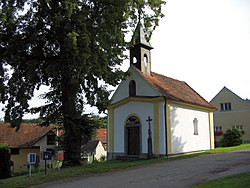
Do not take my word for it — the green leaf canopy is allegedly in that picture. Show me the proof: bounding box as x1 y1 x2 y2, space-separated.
0 0 165 165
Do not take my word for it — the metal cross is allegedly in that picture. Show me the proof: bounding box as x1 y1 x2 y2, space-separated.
146 116 153 159
146 116 152 136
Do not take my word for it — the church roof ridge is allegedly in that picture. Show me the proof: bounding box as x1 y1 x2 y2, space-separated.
132 67 215 109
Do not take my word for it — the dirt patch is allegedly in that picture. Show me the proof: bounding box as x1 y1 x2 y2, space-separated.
210 167 229 174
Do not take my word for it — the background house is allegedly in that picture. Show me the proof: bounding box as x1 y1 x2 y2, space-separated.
95 128 107 150
81 140 107 161
210 87 250 145
0 123 57 173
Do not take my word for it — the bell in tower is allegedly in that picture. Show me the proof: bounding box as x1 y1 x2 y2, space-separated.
130 23 153 75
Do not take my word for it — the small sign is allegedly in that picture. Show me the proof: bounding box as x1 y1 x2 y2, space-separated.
43 151 52 160
58 150 64 161
27 153 36 164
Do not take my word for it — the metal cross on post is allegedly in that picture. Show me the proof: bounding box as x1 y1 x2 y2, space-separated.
146 116 153 159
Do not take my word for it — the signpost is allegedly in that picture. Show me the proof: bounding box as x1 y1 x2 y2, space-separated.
43 151 51 175
27 153 36 177
57 150 64 173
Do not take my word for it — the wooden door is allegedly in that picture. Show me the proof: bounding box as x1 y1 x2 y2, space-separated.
127 126 140 155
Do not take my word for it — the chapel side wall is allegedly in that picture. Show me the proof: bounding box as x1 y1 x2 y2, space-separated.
170 104 211 154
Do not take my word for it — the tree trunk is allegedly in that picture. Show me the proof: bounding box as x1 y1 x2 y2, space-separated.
63 117 82 166
61 78 82 166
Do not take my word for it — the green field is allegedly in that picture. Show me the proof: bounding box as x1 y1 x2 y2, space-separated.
196 172 250 188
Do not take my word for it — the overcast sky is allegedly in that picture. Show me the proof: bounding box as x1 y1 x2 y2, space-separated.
1 0 250 119
149 0 250 101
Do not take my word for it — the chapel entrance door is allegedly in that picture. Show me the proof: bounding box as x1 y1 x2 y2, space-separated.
127 126 140 155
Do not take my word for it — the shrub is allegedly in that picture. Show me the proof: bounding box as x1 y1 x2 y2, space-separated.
220 128 243 147
0 144 11 179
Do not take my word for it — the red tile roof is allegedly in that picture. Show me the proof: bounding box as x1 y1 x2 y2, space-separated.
96 128 107 144
137 69 215 109
0 123 55 148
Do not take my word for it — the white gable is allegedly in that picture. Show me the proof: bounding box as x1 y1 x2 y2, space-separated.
111 66 160 104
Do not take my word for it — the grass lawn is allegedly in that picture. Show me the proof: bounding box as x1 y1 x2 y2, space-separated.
0 144 250 188
196 172 250 188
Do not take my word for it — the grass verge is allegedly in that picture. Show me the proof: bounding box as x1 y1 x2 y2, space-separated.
0 144 250 188
196 172 250 188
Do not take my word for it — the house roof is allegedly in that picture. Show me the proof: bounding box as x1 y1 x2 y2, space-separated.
95 128 107 144
0 123 55 148
81 140 100 154
133 67 215 109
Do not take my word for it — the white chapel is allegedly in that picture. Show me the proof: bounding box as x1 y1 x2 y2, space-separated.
107 23 215 159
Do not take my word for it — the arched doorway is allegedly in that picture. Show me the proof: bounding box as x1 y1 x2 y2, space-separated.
125 115 141 155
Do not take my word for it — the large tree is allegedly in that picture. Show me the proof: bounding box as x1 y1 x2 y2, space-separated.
0 0 164 165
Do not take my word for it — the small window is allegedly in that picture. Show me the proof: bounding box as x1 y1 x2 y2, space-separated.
220 103 232 111
133 57 137 64
126 116 140 125
193 118 198 135
215 126 222 132
47 132 56 145
11 148 20 155
233 125 244 131
129 80 136 97
144 54 148 64
220 103 224 111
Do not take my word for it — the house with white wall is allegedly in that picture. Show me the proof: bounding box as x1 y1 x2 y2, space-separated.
81 140 107 161
107 23 215 159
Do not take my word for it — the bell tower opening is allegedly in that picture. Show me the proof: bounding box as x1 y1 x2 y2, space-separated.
144 54 148 65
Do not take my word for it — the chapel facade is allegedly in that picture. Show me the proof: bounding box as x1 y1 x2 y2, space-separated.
107 23 215 159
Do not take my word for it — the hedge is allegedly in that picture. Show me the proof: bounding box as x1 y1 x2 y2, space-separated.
0 144 11 179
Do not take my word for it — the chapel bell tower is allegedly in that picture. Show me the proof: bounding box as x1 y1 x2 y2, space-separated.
130 23 153 75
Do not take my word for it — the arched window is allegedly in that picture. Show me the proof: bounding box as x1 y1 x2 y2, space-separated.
133 56 137 64
144 54 148 64
126 116 140 125
193 118 198 135
129 80 136 97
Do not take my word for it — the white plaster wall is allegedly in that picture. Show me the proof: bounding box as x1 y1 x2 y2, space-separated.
170 104 211 154
35 135 55 167
94 141 107 161
111 68 159 104
113 102 154 154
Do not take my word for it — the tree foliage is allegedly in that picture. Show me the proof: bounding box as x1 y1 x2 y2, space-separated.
220 128 243 147
0 0 165 165
0 144 11 179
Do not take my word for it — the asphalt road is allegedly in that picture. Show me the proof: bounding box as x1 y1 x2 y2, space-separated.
37 148 250 188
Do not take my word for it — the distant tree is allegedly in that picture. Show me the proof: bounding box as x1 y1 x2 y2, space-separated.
22 118 45 124
0 0 165 166
90 115 107 128
220 128 243 147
